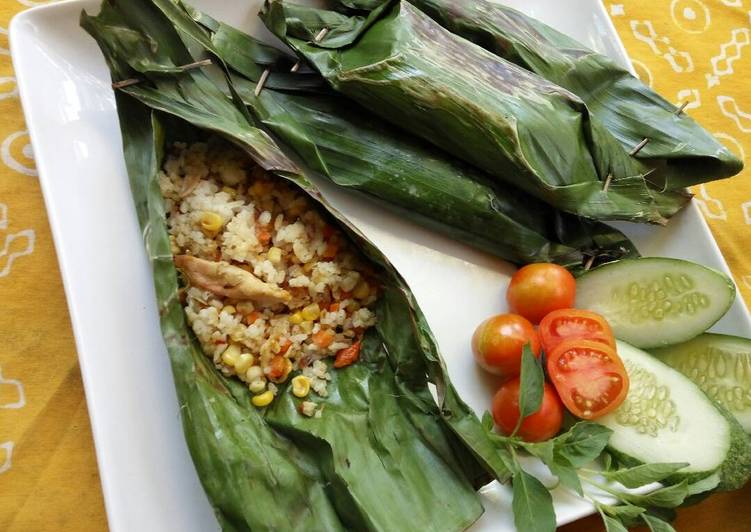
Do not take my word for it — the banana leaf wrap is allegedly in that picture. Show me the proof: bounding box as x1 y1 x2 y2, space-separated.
260 0 692 224
394 0 743 189
82 1 515 529
185 12 639 271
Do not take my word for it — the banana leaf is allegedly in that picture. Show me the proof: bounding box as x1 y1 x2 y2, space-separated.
185 12 639 271
260 0 692 224
82 1 512 529
398 0 744 189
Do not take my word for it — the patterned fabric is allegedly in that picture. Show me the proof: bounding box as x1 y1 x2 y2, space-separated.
608 0 751 305
0 1 748 531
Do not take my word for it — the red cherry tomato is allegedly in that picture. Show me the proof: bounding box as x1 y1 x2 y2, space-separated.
492 377 564 442
506 263 576 324
547 339 629 420
472 314 541 378
539 309 616 354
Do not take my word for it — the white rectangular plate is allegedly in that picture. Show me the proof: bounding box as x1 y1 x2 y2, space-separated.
11 1 751 530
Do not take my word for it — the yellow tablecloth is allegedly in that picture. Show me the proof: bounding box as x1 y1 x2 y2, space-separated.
1 1 750 531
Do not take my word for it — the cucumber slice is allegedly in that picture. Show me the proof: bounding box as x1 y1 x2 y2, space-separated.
576 258 735 348
651 333 751 433
597 341 751 490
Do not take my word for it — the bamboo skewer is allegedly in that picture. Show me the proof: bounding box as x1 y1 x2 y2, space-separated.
288 28 330 72
111 59 213 89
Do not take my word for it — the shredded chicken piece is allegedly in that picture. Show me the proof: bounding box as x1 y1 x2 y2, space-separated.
174 255 291 305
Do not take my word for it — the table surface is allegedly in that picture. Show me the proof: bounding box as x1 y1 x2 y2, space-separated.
2 0 751 530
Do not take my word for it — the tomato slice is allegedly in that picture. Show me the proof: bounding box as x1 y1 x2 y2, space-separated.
547 339 629 420
539 309 615 354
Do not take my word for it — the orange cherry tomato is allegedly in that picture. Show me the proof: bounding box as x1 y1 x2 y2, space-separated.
472 314 541 378
492 377 564 442
539 309 616 354
547 339 629 420
506 263 576 324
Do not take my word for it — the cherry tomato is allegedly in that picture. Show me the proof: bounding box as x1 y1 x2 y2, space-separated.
506 263 576 324
539 309 616 354
547 339 629 420
492 377 564 442
472 314 541 378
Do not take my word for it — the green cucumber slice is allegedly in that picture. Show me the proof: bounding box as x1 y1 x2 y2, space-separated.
576 258 735 348
597 341 751 490
651 333 751 433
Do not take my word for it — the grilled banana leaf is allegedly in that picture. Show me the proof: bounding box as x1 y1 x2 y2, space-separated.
82 1 510 529
185 13 638 271
261 0 692 224
401 0 743 189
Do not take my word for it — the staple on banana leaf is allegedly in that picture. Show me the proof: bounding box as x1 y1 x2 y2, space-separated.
82 1 512 529
181 11 638 271
397 0 743 190
260 0 692 224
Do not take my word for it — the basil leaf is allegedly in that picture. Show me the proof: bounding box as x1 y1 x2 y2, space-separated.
521 440 555 465
481 410 494 433
553 422 612 467
601 503 646 521
600 512 630 532
512 469 557 532
548 458 583 496
642 514 677 532
624 480 689 508
512 344 544 436
686 473 720 496
603 462 689 489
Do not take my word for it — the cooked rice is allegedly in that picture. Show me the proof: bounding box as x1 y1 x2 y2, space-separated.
160 140 378 408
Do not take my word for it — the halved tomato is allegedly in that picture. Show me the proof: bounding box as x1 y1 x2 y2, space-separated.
539 309 615 354
547 339 629 420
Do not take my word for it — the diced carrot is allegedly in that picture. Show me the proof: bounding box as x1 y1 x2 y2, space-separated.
213 339 227 346
268 355 287 381
312 329 335 348
334 341 361 368
322 241 338 259
278 338 292 355
328 302 340 312
256 226 272 245
244 311 261 326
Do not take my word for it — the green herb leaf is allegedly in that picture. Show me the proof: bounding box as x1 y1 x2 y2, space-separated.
548 458 583 496
511 469 557 532
624 480 689 508
642 514 677 532
600 512 630 532
553 422 612 468
600 504 646 521
512 344 544 436
522 439 555 465
601 451 614 472
686 473 721 497
602 462 689 489
481 410 494 432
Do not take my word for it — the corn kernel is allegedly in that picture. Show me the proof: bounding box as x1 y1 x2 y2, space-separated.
267 247 282 264
291 375 311 398
221 344 241 367
300 321 314 334
301 303 321 321
251 390 274 407
245 365 264 382
222 305 236 315
221 186 236 197
289 311 304 325
248 378 267 394
235 353 255 375
199 211 224 234
353 280 370 300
